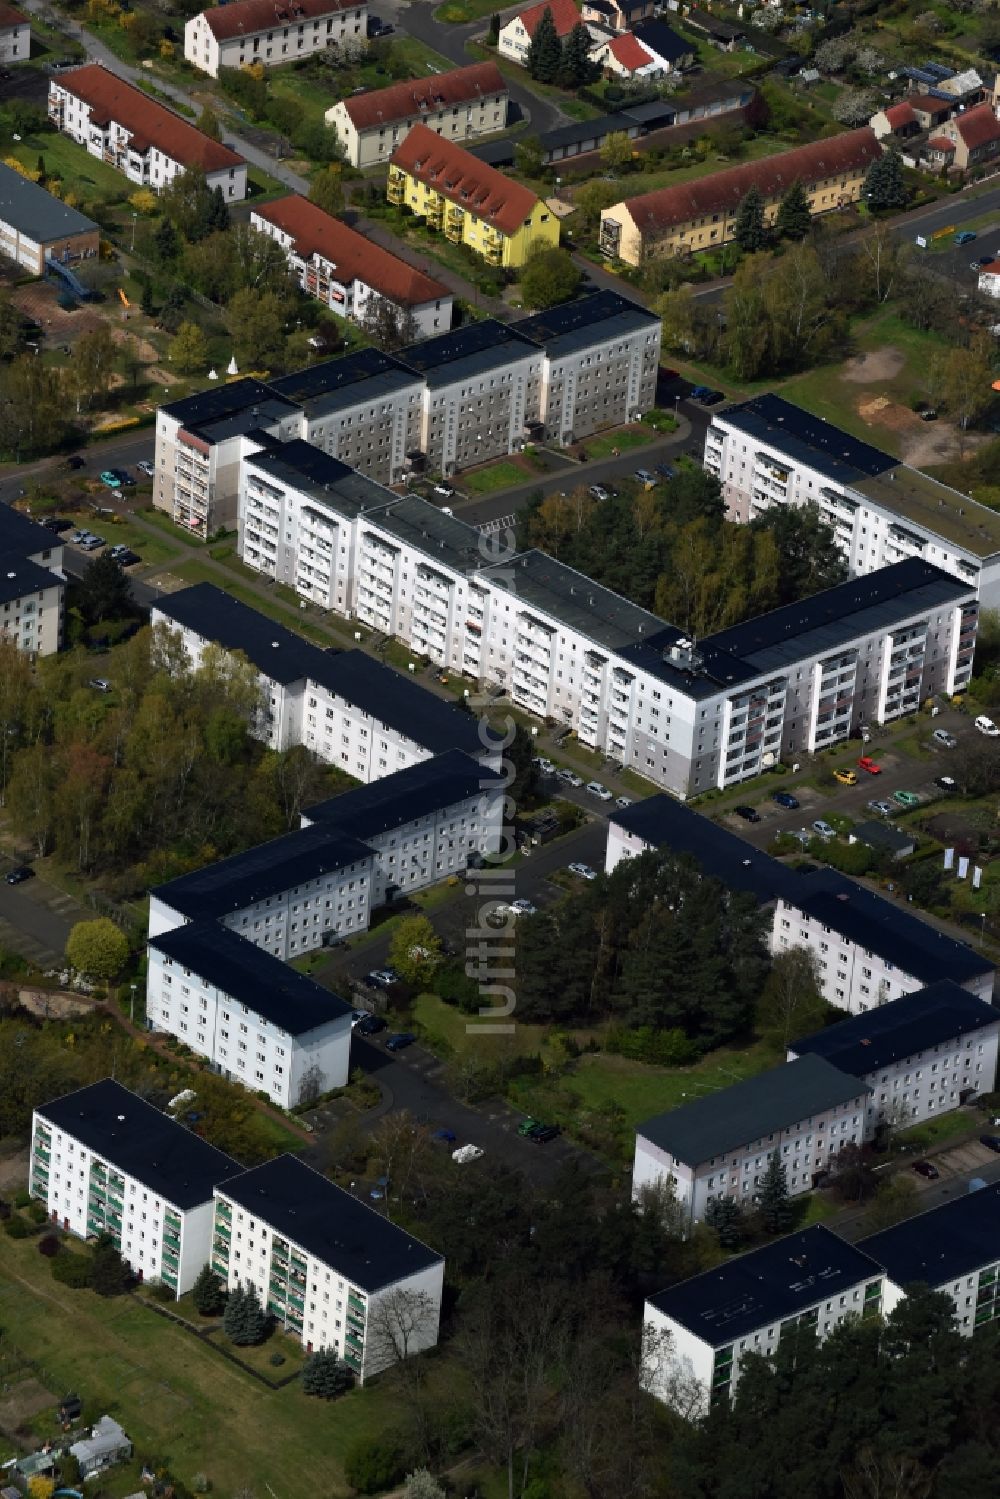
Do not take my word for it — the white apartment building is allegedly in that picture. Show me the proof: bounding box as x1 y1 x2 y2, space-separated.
325 61 507 169
606 796 996 1015
30 1079 239 1298
789 980 1000 1132
185 0 365 78
633 1055 871 1226
860 1184 1000 1337
0 4 28 62
48 65 247 200
146 922 352 1109
212 1155 444 1379
703 393 1000 608
251 196 453 340
0 505 66 657
643 1225 884 1413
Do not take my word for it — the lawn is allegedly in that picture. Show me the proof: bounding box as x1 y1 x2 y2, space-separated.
10 133 128 211
0 1232 393 1496
62 510 180 569
462 458 530 494
413 991 553 1059
583 426 657 460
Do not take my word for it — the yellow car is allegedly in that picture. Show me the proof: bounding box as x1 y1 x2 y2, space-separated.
834 768 857 786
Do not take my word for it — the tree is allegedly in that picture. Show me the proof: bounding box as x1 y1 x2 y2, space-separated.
0 356 69 459
734 183 766 252
223 1281 269 1345
344 1437 407 1495
758 1149 791 1234
403 1472 446 1499
828 1141 876 1203
66 324 117 413
704 1196 748 1250
302 1349 353 1398
514 135 545 179
526 6 562 83
487 11 501 43
757 947 827 1049
228 287 289 371
752 501 847 604
65 918 129 981
864 147 907 211
153 216 180 265
77 550 133 625
128 187 157 215
0 291 25 362
388 915 442 988
933 339 994 435
308 164 345 218
833 86 881 126
573 178 619 230
775 179 812 240
560 22 599 86
192 1263 226 1316
358 295 418 353
27 1477 55 1499
600 130 634 174
520 246 581 309
170 320 209 374
198 105 221 140
90 1232 132 1296
655 284 695 353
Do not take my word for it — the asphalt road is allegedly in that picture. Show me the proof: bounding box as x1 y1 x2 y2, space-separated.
0 858 84 967
0 432 156 509
835 1133 1000 1243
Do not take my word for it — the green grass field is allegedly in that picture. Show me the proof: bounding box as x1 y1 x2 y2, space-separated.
0 1233 393 1496
11 133 128 210
462 458 529 494
583 427 656 460
413 991 554 1059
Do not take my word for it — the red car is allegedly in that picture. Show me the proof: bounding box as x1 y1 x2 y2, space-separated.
858 756 881 775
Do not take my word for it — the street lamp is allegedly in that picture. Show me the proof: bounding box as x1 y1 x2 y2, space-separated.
129 983 137 1024
130 212 138 252
981 912 987 944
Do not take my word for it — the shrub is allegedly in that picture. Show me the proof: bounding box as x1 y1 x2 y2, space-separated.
13 1188 30 1208
302 1349 352 1399
344 1436 408 1494
148 1278 177 1302
51 1252 93 1288
37 1234 60 1258
269 1352 285 1367
3 1214 35 1239
27 1200 47 1224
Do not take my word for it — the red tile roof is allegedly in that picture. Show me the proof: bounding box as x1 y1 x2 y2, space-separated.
201 0 355 41
617 128 881 237
516 0 582 41
979 261 1000 276
954 103 1000 149
55 64 244 174
0 4 27 27
341 61 506 132
606 32 654 71
883 102 916 128
908 94 951 115
252 194 449 306
390 122 542 237
926 135 955 152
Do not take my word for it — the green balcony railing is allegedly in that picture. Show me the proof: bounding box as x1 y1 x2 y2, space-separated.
164 1231 181 1251
344 1350 362 1371
214 1222 231 1241
348 1294 365 1316
89 1184 107 1203
211 1258 229 1278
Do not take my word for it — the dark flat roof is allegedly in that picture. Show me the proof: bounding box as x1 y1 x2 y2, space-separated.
515 290 659 359
715 393 896 486
632 18 693 61
149 922 352 1036
37 1078 239 1210
610 794 796 905
366 495 485 575
482 549 671 654
467 138 516 167
791 981 1000 1078
152 583 320 686
152 822 373 921
539 113 639 151
269 347 421 419
400 319 539 386
163 377 289 430
860 1182 1000 1290
308 649 485 757
705 559 972 674
638 1053 868 1166
217 1154 443 1292
0 160 97 244
305 747 499 835
850 820 915 852
245 440 396 522
620 99 677 126
650 1226 883 1347
0 503 67 561
0 558 62 604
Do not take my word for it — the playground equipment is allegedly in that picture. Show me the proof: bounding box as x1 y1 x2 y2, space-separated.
118 287 130 309
44 254 91 301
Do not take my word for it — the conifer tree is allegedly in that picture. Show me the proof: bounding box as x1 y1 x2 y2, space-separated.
734 184 766 252
776 179 812 240
527 7 562 83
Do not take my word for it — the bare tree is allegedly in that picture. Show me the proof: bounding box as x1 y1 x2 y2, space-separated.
368 1110 435 1218
359 294 419 353
295 1061 324 1108
758 946 826 1049
842 1446 933 1499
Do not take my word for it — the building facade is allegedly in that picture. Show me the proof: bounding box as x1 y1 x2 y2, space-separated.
211 1155 444 1378
600 128 881 265
185 0 365 77
48 65 247 199
250 195 453 339
0 160 98 275
0 505 66 657
924 103 1000 171
0 4 28 62
499 0 588 64
326 61 507 168
30 1080 239 1298
703 394 1000 607
388 123 559 270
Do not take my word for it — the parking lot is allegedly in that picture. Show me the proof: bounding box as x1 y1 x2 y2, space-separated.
922 222 1000 294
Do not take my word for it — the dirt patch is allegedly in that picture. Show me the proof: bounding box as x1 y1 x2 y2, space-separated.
842 346 906 384
852 393 979 468
0 1377 56 1434
0 1145 28 1193
9 283 106 341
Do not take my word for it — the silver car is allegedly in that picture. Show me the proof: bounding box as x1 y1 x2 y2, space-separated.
931 728 957 749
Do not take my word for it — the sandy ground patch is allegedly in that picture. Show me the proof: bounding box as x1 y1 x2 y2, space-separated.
842 347 906 384
0 1377 55 1434
10 283 106 340
854 392 988 467
0 1145 28 1194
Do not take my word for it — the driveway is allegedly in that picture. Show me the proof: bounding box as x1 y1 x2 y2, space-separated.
0 859 86 968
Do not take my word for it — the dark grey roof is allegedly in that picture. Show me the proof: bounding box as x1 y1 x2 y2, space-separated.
0 161 98 243
151 822 373 921
705 560 973 674
481 549 671 654
149 921 352 1036
162 377 290 430
515 290 659 359
713 393 896 486
632 18 694 62
217 1154 443 1293
466 138 516 167
152 583 321 685
269 347 421 419
850 820 915 852
0 503 67 562
37 1078 239 1210
859 1183 1000 1290
638 1054 868 1166
245 439 396 522
685 7 745 38
539 113 640 151
620 100 678 127
399 319 539 387
611 794 796 905
649 1226 883 1347
308 649 485 757
304 748 501 836
0 557 62 604
366 495 485 575
791 981 1000 1079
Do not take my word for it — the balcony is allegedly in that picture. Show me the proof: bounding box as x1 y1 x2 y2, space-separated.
348 1293 366 1317
211 1258 229 1278
214 1222 231 1241
344 1350 362 1372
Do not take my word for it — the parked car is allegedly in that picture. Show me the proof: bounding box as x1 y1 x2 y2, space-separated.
585 780 612 801
355 1014 386 1036
528 1124 560 1144
65 454 85 470
919 408 937 421
385 1031 416 1052
868 799 894 816
912 1159 940 1180
510 898 537 915
833 768 857 786
99 470 121 489
567 862 597 880
68 529 90 545
812 819 835 838
432 482 454 497
136 459 155 477
110 548 139 567
689 385 713 400
432 1128 456 1143
88 678 111 692
111 468 135 488
857 756 881 775
588 485 610 501
772 790 799 809
655 463 677 480
893 790 920 808
615 796 633 809
41 516 72 533
634 468 657 488
935 776 957 792
975 715 1000 737
4 865 33 885
932 728 957 748
980 1134 1000 1152
734 805 761 823
80 535 104 551
518 1117 541 1137
452 1144 484 1163
556 768 583 787
532 755 555 774
955 230 977 245
700 390 725 405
